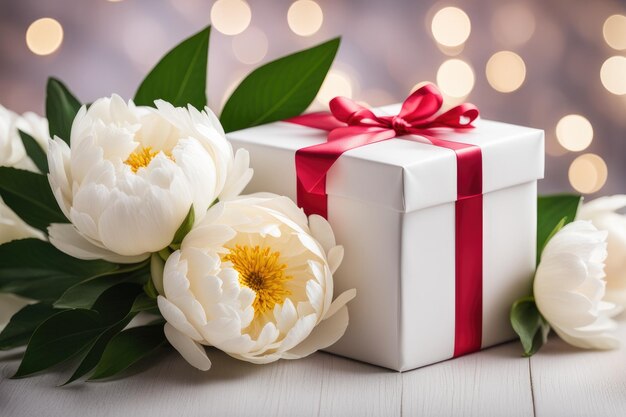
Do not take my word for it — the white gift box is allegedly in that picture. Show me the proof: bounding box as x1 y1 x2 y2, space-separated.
227 104 544 371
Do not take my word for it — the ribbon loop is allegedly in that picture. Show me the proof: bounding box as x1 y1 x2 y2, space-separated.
398 83 444 122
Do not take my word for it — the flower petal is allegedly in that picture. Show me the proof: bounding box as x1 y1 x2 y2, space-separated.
323 289 357 320
157 296 203 341
284 305 349 359
308 215 336 253
164 323 212 371
48 223 149 264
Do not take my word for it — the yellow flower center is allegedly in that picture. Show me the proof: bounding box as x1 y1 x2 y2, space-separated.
124 146 160 173
223 245 292 316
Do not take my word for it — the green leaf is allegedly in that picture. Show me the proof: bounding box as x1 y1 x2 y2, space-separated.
0 239 120 302
90 282 144 323
13 283 143 379
12 309 102 378
537 194 582 263
63 284 144 385
46 77 81 144
0 167 67 231
62 317 133 385
134 26 210 109
89 324 166 381
131 293 158 313
220 38 341 133
53 263 150 310
18 130 48 173
0 303 60 350
170 205 194 248
510 296 550 357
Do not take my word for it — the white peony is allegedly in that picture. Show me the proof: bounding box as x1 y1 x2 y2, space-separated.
534 221 620 350
0 104 50 329
47 95 252 264
157 194 356 370
0 104 49 242
0 103 49 172
578 195 626 307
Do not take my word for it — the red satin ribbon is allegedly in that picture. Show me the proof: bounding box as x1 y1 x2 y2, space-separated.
287 84 483 357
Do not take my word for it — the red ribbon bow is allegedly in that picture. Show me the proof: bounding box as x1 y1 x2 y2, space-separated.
287 84 484 357
289 83 480 215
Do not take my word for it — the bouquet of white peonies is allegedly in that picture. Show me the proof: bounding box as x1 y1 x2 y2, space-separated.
0 27 354 384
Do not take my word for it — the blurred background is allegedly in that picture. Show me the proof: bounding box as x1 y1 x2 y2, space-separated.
0 0 624 196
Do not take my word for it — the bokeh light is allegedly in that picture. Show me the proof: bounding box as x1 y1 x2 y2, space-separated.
25 18 63 56
568 153 608 194
603 14 626 50
485 51 526 93
210 0 251 36
431 7 471 47
556 114 593 152
600 56 626 95
232 27 268 65
490 3 535 47
316 70 353 105
436 59 474 97
288 0 323 37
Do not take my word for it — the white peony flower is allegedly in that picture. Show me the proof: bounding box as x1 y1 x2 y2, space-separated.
0 103 49 172
0 104 49 329
157 194 356 370
47 95 252 264
534 221 620 350
578 195 626 307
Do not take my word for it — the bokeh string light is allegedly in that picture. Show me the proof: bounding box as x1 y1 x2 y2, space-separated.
25 18 64 56
568 153 608 194
485 51 526 93
600 56 626 95
431 7 471 47
210 0 251 36
556 114 593 152
288 0 323 37
436 59 474 98
603 14 626 50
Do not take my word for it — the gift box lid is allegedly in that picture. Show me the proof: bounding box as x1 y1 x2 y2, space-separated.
226 104 545 213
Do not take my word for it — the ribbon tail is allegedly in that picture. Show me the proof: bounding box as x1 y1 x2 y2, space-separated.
286 112 346 131
295 128 396 217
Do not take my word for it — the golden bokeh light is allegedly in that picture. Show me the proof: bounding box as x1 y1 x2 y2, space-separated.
210 0 251 36
25 18 64 56
431 7 471 47
436 59 474 98
603 14 626 50
600 56 626 95
485 51 526 93
556 114 593 152
232 27 268 65
288 0 323 37
316 70 353 105
568 153 608 194
491 3 535 47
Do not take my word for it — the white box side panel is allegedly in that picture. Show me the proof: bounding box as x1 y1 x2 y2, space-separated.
399 202 457 371
482 181 537 347
322 196 402 370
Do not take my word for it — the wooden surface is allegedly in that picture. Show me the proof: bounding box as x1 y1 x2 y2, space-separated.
1 320 625 417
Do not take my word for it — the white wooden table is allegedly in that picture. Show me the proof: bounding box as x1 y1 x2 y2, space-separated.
2 320 625 417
